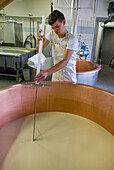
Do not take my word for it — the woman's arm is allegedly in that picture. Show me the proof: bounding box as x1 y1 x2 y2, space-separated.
36 26 50 52
35 49 74 83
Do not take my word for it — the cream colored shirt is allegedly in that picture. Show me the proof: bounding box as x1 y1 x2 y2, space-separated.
46 30 78 83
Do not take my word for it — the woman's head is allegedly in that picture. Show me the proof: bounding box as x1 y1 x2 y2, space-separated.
48 10 65 25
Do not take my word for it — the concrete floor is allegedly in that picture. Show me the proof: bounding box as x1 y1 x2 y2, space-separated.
0 64 114 93
94 64 114 93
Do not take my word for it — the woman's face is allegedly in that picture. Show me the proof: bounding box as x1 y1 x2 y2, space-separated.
51 19 66 38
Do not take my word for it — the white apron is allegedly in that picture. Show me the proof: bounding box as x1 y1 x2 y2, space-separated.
52 42 77 84
46 30 78 83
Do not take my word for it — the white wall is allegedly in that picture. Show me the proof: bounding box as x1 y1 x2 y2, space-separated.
3 0 52 17
95 0 109 18
54 0 109 21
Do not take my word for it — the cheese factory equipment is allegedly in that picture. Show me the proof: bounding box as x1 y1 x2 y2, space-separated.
0 82 114 169
0 22 23 47
23 14 36 48
77 42 89 60
104 2 114 25
0 46 36 82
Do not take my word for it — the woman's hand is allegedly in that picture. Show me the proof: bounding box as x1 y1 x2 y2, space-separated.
37 26 46 42
35 70 49 83
36 26 48 52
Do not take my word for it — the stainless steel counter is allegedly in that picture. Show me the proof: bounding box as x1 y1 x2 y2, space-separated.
0 46 36 82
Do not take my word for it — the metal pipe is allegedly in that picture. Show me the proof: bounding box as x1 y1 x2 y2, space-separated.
74 0 78 35
70 0 76 34
94 22 104 63
70 0 78 35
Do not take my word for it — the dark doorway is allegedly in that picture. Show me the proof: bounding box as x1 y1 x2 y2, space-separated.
100 27 114 65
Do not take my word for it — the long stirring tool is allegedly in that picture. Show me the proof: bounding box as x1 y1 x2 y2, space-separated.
33 16 46 141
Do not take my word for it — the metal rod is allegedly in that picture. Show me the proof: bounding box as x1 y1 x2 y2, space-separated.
33 16 46 141
33 85 37 141
36 16 46 75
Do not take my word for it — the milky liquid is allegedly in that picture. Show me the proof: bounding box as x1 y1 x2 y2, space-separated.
0 112 114 170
